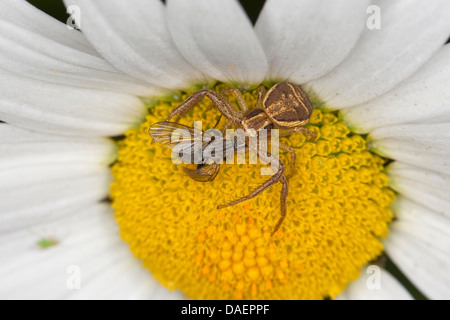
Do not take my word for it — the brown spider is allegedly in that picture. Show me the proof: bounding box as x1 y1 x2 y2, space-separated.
150 82 316 236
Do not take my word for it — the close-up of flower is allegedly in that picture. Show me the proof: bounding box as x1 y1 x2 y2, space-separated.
0 0 449 300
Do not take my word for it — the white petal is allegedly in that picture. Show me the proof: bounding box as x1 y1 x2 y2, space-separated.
307 0 450 108
343 44 450 132
0 0 166 97
0 125 117 168
385 197 450 299
388 162 450 218
0 0 94 52
338 267 412 300
0 125 116 232
390 197 450 252
0 204 183 299
0 69 146 137
67 256 185 300
63 0 210 90
368 123 450 176
167 0 268 87
255 0 369 84
370 123 450 141
0 165 111 233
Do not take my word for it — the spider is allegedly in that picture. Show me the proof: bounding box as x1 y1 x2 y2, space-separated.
150 82 316 236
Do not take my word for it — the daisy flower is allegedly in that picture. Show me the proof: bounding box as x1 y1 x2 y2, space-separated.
1 0 449 300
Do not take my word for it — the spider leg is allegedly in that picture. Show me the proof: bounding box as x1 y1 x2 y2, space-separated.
271 175 288 237
213 115 223 129
213 115 234 135
221 120 234 135
217 151 289 237
279 143 297 180
280 126 317 142
166 90 241 126
256 85 267 109
217 151 285 209
221 88 248 112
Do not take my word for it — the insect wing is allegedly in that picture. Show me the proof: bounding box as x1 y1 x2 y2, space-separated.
150 122 230 182
149 121 201 148
202 132 236 164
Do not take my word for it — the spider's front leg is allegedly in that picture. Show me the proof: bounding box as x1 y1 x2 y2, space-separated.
279 143 297 180
217 150 289 236
166 90 242 126
258 147 289 236
217 155 285 208
217 148 288 227
272 175 288 236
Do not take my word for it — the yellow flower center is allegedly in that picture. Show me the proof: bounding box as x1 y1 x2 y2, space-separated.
111 84 394 300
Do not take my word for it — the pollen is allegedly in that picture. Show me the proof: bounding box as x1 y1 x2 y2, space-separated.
110 85 395 300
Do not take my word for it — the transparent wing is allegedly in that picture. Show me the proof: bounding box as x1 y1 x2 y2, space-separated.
150 122 227 182
202 135 236 162
149 121 202 149
151 121 237 162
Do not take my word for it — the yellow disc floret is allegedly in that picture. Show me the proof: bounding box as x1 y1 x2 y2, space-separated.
111 85 394 300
